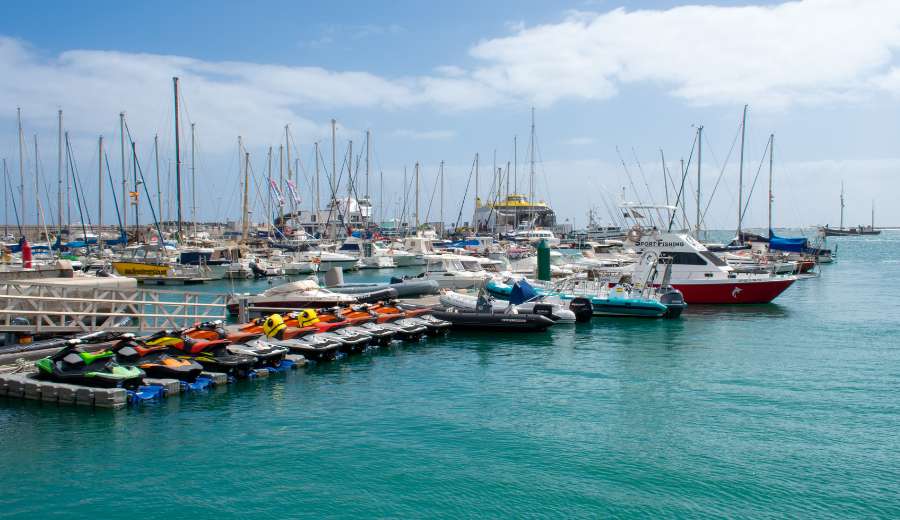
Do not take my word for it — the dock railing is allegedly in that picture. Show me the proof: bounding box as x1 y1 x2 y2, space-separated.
0 282 226 334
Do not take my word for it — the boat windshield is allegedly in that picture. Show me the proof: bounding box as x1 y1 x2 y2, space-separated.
699 251 728 267
461 260 483 272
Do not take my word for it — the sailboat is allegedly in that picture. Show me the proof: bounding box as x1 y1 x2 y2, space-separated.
819 183 880 236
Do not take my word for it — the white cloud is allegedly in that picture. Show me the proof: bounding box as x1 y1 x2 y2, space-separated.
468 0 900 108
391 129 457 141
564 137 595 145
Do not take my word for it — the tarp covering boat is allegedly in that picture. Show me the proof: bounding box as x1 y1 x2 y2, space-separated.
768 230 808 253
509 280 539 305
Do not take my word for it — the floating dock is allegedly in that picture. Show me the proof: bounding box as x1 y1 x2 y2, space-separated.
0 355 307 410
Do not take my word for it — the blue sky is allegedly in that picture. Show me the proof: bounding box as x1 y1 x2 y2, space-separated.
2 0 899 230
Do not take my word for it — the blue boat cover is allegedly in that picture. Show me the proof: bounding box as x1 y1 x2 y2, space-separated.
509 279 539 305
768 229 807 253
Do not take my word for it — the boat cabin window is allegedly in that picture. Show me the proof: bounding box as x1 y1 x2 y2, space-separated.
661 252 707 265
699 251 728 267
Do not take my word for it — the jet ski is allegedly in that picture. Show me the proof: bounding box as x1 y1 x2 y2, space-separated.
227 341 288 368
146 330 256 378
111 334 204 382
407 314 452 335
252 313 340 362
190 316 288 368
355 322 397 345
35 339 144 389
377 318 428 341
320 327 373 354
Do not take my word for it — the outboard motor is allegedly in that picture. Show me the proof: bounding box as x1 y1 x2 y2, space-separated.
475 291 494 313
568 298 593 323
658 286 687 319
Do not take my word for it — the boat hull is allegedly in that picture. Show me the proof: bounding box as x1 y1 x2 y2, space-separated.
590 300 667 318
672 278 795 304
112 262 169 277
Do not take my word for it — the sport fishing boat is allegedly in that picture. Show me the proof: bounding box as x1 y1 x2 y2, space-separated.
624 223 796 304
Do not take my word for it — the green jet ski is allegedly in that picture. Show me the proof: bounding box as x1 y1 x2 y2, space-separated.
35 339 144 389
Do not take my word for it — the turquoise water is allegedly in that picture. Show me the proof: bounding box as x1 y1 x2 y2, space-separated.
2 233 900 518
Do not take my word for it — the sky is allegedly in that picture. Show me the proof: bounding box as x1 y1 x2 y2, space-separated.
1 0 900 231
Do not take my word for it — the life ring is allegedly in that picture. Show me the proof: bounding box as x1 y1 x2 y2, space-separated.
311 257 321 264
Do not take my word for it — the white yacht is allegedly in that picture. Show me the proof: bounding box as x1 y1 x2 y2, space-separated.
421 254 490 289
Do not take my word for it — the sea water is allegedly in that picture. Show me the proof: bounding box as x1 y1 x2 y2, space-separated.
0 233 898 518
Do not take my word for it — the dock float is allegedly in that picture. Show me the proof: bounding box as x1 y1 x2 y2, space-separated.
0 355 307 410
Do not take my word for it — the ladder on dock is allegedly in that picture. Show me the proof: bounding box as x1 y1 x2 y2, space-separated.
0 282 226 334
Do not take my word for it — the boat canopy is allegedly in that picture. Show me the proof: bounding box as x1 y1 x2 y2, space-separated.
768 230 808 253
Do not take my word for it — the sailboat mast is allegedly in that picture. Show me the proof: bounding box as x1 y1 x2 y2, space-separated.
34 135 39 226
696 125 703 240
474 152 479 230
348 140 353 199
513 135 517 195
98 136 104 254
120 112 127 236
267 146 273 235
872 200 875 229
415 162 420 228
173 77 183 239
379 169 383 226
242 150 249 241
154 135 161 226
737 104 747 242
439 160 444 234
768 133 774 237
365 129 370 200
57 109 63 234
278 144 284 228
16 108 24 230
529 107 535 204
331 119 337 240
133 141 140 236
839 181 845 230
191 122 197 236
314 141 320 236
3 158 7 237
285 125 291 184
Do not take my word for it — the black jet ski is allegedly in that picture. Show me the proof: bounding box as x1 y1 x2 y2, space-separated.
378 318 428 341
34 339 144 389
111 334 204 382
409 315 452 335
255 333 342 363
147 330 256 378
319 327 373 354
355 322 397 345
227 340 289 368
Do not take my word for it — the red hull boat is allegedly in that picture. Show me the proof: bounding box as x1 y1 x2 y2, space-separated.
672 278 795 304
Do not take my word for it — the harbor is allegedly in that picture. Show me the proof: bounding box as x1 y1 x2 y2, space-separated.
4 1 900 517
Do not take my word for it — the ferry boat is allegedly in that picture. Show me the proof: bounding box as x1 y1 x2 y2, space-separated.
474 194 556 233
